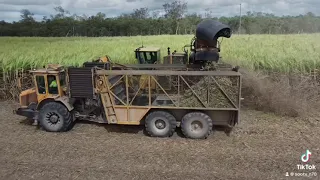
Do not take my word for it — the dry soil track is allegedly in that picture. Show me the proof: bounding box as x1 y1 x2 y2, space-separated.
0 101 320 180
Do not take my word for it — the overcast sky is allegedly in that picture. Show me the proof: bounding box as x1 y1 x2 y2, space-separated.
0 0 319 22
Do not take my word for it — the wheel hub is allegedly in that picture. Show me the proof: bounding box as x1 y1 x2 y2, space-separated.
50 115 59 123
191 121 203 132
155 119 166 129
46 112 60 124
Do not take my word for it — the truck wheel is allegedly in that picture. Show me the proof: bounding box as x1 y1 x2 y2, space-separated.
181 112 213 139
38 102 73 132
145 111 177 137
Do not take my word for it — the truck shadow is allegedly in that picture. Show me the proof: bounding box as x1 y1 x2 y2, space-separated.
77 120 148 135
75 120 232 138
19 118 232 138
19 118 34 125
75 120 187 137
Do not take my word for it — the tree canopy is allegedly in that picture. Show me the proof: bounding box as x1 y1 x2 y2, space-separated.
0 1 320 37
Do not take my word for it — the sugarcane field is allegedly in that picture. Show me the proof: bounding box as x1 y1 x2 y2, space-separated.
1 1 320 180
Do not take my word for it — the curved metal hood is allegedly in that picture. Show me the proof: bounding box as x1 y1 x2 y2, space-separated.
196 19 232 42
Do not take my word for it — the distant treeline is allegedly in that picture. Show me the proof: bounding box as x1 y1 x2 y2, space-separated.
1 1 320 37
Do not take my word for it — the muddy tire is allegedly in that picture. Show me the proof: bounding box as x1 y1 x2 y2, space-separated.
145 111 177 137
181 112 213 139
38 102 73 132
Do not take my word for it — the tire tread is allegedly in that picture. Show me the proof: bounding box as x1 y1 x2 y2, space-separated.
38 102 73 132
181 112 213 139
145 111 177 137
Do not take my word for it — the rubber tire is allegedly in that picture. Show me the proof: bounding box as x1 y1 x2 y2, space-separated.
181 112 213 139
38 102 73 132
145 111 177 137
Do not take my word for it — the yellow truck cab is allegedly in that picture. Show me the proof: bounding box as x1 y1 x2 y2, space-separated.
14 64 68 121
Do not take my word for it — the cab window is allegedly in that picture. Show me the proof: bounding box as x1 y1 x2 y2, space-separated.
143 52 157 64
149 52 157 63
48 75 58 94
59 72 65 86
36 76 46 94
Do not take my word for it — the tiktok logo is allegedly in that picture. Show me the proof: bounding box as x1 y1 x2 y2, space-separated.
301 150 312 163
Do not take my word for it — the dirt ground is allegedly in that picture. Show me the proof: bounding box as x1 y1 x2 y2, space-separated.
0 101 319 180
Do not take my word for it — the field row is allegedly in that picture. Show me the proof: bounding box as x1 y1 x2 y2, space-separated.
1 34 320 74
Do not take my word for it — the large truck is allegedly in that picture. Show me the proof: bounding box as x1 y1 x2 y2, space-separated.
14 63 241 139
13 19 242 139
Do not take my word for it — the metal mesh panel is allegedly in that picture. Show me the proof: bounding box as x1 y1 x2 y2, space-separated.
68 68 94 98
